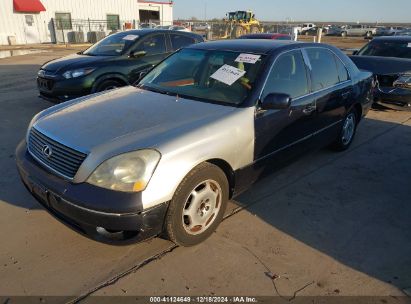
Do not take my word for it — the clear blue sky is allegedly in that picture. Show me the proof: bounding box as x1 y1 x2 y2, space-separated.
173 0 411 23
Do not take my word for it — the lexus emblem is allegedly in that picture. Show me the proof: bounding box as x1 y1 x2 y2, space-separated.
42 145 52 158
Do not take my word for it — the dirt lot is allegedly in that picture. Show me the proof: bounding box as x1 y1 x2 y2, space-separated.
0 43 410 302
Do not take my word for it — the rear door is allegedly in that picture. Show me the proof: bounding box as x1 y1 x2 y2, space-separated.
127 33 169 83
304 47 352 142
254 49 316 161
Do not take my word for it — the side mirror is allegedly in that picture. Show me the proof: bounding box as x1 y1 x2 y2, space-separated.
138 71 147 80
261 93 291 110
129 50 146 58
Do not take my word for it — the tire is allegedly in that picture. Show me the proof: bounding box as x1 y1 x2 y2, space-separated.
330 109 358 151
164 162 229 247
250 26 260 34
341 31 347 38
95 79 123 92
233 26 244 38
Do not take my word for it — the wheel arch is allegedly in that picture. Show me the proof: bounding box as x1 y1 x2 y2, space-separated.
206 158 235 199
91 73 129 93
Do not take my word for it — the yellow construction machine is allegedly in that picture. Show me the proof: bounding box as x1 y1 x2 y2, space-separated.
223 10 263 38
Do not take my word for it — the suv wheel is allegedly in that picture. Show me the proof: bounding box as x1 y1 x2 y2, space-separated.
164 163 229 247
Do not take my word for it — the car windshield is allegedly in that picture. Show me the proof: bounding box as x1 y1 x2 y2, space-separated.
138 48 266 106
358 40 411 59
83 32 140 56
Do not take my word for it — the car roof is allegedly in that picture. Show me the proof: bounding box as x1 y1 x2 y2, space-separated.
113 29 200 37
372 36 411 42
187 39 300 54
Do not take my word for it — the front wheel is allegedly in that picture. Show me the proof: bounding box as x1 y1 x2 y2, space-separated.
330 110 358 151
95 79 123 92
164 163 229 247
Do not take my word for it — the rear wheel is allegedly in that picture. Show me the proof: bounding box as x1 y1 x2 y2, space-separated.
341 31 347 37
164 163 229 247
331 109 358 151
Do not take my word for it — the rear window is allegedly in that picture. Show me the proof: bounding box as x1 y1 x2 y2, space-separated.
170 34 196 50
358 41 411 59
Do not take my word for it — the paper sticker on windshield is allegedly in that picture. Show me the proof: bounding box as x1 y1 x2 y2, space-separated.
235 53 261 64
408 43 411 48
122 34 139 41
210 64 246 86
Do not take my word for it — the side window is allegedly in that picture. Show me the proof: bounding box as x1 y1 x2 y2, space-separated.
170 34 196 50
306 48 339 91
335 56 349 82
263 50 309 99
139 34 166 55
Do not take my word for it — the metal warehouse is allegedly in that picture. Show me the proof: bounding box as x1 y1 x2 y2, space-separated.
0 0 174 45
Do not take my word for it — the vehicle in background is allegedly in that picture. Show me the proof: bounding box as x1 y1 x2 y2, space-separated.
301 27 322 36
299 23 316 34
139 23 158 29
223 10 263 38
192 23 211 31
341 24 377 38
170 26 191 32
375 26 407 36
18 39 373 246
351 36 411 111
326 25 344 36
395 30 411 36
239 33 292 40
36 30 203 102
155 25 173 30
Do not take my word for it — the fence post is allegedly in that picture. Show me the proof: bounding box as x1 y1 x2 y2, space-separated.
88 18 91 32
51 17 57 44
316 28 323 43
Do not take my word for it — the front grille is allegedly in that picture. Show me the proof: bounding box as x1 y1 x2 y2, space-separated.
37 77 54 91
28 128 87 179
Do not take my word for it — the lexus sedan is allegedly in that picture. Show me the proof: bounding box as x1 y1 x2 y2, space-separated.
37 29 203 102
17 40 373 246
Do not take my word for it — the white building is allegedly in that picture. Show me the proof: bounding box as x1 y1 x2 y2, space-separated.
0 0 174 45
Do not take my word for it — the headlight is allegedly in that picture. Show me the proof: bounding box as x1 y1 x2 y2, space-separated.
62 68 95 79
87 150 161 192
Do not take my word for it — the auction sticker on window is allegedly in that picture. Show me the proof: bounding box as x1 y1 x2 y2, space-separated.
235 53 261 64
210 64 246 86
122 34 139 41
408 43 411 48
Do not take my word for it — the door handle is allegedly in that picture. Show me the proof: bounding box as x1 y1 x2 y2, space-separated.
341 91 351 99
302 105 316 115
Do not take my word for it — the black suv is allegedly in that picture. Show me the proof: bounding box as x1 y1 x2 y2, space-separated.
37 29 203 102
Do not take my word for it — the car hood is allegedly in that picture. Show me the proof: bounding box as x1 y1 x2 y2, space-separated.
33 86 237 154
41 53 108 74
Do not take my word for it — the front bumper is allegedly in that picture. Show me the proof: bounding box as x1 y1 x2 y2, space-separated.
16 140 168 243
375 87 411 111
37 75 94 103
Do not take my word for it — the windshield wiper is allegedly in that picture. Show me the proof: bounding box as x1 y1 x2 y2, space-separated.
138 84 175 96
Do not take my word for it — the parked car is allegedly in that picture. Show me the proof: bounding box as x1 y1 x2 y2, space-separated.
193 23 211 31
36 29 203 102
170 26 191 32
155 25 173 30
299 23 316 34
375 26 407 36
139 23 157 29
325 25 344 36
301 27 321 36
239 33 292 40
395 30 411 36
18 40 373 246
341 24 377 38
351 36 411 111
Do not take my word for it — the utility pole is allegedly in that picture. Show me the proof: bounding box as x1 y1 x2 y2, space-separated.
204 2 207 21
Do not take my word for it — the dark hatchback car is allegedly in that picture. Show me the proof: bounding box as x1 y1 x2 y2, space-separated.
18 40 373 246
351 36 411 111
37 29 203 102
